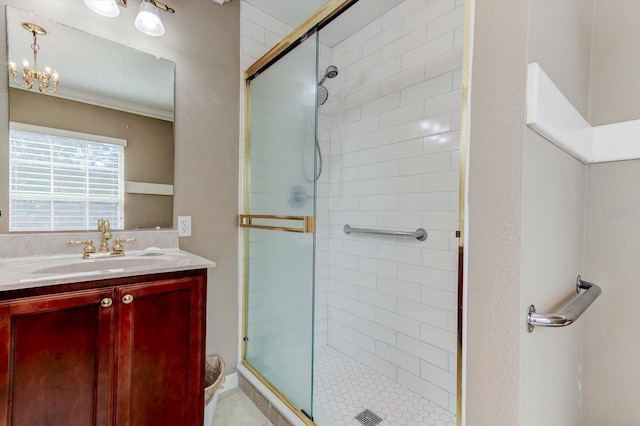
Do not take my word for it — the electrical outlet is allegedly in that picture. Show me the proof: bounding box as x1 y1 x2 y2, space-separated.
177 216 191 237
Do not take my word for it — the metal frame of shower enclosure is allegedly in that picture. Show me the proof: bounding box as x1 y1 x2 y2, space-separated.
240 3 358 424
239 0 475 425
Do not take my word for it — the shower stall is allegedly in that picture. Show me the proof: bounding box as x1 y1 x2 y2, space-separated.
239 1 466 424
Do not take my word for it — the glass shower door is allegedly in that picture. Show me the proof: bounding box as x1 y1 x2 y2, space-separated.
242 34 317 418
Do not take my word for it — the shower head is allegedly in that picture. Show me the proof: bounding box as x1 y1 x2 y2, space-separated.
317 65 339 106
317 85 329 106
325 65 339 79
319 64 339 85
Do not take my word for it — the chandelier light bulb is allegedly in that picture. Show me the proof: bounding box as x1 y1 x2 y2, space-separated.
135 1 165 36
84 0 121 18
22 59 29 68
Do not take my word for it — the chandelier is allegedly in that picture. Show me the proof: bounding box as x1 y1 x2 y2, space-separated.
8 23 59 94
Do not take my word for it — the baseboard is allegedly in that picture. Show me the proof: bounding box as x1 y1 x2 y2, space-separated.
219 371 238 394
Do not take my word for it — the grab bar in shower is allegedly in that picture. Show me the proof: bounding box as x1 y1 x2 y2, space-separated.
526 275 602 333
343 224 428 241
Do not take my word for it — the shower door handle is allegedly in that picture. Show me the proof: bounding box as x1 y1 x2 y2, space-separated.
238 214 315 234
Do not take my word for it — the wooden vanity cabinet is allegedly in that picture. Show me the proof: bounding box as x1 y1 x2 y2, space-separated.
0 287 116 426
0 270 207 426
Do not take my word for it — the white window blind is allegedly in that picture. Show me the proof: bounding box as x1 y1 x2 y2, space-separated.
9 123 125 231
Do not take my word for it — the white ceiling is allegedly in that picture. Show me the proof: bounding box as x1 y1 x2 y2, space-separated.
245 0 326 30
245 0 403 47
6 6 174 121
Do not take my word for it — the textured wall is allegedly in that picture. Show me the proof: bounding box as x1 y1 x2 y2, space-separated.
0 0 240 374
465 1 528 423
467 2 596 423
528 0 594 118
589 1 640 126
584 2 640 422
583 160 640 424
521 1 592 424
520 129 586 426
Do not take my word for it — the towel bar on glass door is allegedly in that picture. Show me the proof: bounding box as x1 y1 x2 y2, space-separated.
343 224 428 241
526 275 602 333
238 214 315 234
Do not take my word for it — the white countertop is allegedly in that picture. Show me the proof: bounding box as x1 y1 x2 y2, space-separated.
0 248 216 292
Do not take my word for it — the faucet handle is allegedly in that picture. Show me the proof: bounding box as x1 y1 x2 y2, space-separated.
112 238 136 254
68 240 96 256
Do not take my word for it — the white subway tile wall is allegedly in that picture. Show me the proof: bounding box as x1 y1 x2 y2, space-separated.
320 0 462 412
240 0 462 416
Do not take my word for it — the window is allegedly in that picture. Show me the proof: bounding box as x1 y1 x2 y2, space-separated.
9 123 125 231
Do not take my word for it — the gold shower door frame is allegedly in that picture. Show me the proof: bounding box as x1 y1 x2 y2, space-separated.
240 1 475 425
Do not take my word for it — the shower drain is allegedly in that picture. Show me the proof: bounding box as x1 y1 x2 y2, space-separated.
354 409 383 426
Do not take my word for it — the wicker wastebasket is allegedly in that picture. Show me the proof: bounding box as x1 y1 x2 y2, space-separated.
204 355 225 426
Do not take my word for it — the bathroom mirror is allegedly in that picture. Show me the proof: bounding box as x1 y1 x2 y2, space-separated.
3 6 175 232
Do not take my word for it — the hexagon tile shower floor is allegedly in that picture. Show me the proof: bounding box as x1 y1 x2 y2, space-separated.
313 346 456 426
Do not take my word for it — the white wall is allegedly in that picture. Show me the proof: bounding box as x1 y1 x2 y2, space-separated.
465 1 527 422
322 0 463 413
315 42 333 350
528 0 594 118
583 2 640 423
519 1 592 425
589 1 640 126
240 2 294 71
467 0 591 423
466 1 640 425
520 129 586 425
583 160 640 425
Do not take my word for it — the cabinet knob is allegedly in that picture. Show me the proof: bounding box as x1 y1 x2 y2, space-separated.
122 294 134 304
100 298 113 308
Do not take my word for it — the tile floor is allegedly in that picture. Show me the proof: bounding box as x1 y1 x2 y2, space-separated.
313 346 456 426
213 346 456 426
212 388 273 426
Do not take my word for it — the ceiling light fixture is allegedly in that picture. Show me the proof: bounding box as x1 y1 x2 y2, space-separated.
135 0 175 37
83 0 123 18
8 23 59 94
84 0 175 37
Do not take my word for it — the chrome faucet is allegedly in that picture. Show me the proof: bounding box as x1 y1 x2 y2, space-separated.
98 218 112 253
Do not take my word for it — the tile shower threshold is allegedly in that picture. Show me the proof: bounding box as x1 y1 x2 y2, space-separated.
237 364 306 426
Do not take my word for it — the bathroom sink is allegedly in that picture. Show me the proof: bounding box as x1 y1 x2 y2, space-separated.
1 248 215 291
31 256 174 275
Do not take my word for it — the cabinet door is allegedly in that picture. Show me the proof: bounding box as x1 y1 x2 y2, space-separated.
115 275 206 426
0 288 116 426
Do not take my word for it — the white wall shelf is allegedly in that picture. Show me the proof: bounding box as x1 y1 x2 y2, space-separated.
526 63 640 164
